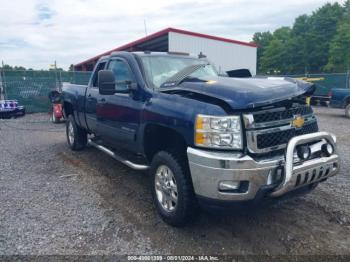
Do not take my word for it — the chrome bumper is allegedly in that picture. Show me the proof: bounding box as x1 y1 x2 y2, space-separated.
187 132 339 201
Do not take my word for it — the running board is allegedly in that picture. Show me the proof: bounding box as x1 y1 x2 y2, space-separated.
88 139 149 171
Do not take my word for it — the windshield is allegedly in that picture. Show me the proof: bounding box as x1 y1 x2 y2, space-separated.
140 55 218 88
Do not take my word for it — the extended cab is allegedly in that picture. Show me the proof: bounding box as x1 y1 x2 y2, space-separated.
63 52 339 226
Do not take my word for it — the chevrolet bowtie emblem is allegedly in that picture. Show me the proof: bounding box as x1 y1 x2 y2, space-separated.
291 115 305 128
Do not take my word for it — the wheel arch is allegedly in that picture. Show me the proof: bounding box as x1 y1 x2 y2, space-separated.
63 101 74 118
143 124 188 162
343 96 350 107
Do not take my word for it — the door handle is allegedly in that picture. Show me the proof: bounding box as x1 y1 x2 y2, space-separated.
87 94 92 98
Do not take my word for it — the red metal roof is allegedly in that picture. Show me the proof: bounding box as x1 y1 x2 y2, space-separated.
74 27 257 67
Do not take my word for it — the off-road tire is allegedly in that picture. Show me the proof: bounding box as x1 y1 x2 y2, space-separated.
150 150 198 227
66 114 87 150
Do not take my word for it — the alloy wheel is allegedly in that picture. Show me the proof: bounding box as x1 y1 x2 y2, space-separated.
155 165 178 212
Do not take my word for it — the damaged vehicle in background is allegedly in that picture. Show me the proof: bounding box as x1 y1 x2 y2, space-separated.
0 100 25 119
62 51 339 226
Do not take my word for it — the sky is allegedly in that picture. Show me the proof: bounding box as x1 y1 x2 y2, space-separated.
0 0 342 70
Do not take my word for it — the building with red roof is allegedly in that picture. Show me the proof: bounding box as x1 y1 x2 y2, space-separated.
74 27 257 75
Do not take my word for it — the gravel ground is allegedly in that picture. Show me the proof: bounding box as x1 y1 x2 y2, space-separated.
0 107 349 256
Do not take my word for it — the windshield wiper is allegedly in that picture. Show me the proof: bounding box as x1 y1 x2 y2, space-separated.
160 63 208 88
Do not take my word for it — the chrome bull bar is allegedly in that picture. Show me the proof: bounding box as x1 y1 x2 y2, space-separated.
270 132 339 197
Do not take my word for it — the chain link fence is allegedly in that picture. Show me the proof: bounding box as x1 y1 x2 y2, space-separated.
286 72 350 97
0 70 349 113
0 70 92 113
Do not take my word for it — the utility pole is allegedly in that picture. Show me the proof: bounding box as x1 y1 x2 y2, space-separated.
0 62 3 100
347 63 350 89
1 60 6 100
304 66 308 77
0 61 3 100
54 60 59 90
144 19 148 36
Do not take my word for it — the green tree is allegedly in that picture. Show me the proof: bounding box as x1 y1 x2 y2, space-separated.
326 1 350 72
289 15 311 74
253 31 273 72
13 66 26 71
1 64 13 70
0 64 26 71
260 27 291 74
306 2 343 72
254 2 345 74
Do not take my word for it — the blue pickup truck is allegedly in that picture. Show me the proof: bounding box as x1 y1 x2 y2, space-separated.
330 88 350 118
62 51 339 226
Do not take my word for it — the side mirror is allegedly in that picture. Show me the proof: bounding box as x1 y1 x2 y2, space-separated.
98 70 115 95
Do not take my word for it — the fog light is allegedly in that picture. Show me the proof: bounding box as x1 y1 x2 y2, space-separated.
297 145 311 160
322 143 334 156
218 181 240 191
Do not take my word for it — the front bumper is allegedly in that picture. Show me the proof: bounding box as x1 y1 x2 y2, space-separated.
187 132 339 202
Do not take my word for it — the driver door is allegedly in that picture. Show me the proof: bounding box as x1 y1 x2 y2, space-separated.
96 58 142 152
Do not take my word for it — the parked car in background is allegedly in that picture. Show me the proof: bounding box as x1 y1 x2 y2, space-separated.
62 51 339 226
0 100 25 119
329 88 350 118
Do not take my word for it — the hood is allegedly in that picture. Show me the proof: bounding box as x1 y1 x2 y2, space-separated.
162 76 314 110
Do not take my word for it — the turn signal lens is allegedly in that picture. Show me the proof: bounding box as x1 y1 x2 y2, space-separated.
195 116 203 130
195 132 205 145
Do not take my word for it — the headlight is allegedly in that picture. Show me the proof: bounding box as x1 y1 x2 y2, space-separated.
195 114 242 149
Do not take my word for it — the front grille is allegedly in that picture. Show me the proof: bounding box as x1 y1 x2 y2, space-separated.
256 121 319 149
244 105 319 153
254 106 313 123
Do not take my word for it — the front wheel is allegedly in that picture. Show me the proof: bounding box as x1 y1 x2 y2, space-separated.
345 104 350 118
66 115 87 151
150 151 197 226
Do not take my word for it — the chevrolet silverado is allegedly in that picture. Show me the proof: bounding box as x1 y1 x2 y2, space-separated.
62 51 339 226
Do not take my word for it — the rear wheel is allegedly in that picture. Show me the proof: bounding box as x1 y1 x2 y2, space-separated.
66 114 87 150
345 103 350 118
150 150 197 226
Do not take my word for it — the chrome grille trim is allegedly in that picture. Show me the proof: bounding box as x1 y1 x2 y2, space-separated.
244 113 314 129
243 105 314 129
244 105 318 154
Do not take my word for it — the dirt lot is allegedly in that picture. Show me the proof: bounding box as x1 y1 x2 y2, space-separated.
0 107 349 256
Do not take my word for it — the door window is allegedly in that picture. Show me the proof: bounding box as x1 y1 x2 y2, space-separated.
107 60 135 91
92 62 106 87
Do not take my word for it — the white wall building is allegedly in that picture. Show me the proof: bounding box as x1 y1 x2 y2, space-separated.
75 27 257 75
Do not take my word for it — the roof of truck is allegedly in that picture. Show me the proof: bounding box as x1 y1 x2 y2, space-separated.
97 51 198 63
